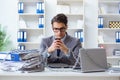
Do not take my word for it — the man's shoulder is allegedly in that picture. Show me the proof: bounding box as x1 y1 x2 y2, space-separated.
67 34 79 41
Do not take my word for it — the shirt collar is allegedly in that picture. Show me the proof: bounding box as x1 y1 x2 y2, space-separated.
61 34 66 41
54 34 66 42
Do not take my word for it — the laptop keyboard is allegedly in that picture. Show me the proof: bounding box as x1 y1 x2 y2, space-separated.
47 63 72 68
46 63 81 72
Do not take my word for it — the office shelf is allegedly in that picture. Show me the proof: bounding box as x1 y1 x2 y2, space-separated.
98 28 120 31
99 14 120 16
98 42 120 45
18 42 40 44
19 28 44 30
99 0 120 3
107 56 120 59
19 0 44 2
98 0 120 65
17 0 45 50
19 13 44 16
56 0 85 47
57 0 83 2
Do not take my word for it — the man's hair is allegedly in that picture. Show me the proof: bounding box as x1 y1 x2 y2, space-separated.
51 13 68 26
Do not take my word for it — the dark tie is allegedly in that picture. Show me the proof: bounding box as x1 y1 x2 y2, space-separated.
57 49 61 57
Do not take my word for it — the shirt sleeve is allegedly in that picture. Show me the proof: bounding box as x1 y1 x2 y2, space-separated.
47 52 51 57
64 49 71 57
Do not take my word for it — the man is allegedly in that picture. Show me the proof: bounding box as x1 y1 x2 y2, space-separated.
40 13 82 66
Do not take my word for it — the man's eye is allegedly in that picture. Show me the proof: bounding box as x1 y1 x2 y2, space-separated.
54 28 58 30
61 28 65 30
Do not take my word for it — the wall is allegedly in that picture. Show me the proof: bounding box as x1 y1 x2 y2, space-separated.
0 0 98 50
84 0 98 48
45 0 98 48
45 0 57 36
0 0 18 49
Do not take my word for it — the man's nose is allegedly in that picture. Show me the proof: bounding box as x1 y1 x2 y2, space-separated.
57 30 62 33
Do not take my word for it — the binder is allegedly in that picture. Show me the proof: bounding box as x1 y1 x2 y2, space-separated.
17 31 21 42
21 45 25 50
36 2 41 13
77 31 83 42
10 52 20 61
74 31 78 38
21 31 24 42
17 31 27 42
78 31 81 41
100 17 103 28
17 31 23 42
18 45 21 50
39 16 44 28
23 31 27 42
0 52 20 61
119 31 120 42
98 17 103 28
36 2 44 13
0 52 11 61
18 45 25 50
115 31 119 42
74 31 83 42
80 31 83 42
98 17 101 28
18 2 24 13
41 2 44 13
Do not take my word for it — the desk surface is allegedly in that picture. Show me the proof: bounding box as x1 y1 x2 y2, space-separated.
0 68 120 77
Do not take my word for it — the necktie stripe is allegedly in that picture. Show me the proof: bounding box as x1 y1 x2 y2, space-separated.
57 49 60 57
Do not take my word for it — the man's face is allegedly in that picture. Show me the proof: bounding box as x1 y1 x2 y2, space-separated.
52 22 67 38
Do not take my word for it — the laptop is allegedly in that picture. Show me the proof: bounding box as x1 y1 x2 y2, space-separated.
47 63 72 68
79 48 108 73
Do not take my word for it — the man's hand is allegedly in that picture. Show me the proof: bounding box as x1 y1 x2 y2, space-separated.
48 38 69 54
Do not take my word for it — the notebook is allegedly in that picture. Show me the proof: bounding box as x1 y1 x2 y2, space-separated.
79 48 108 73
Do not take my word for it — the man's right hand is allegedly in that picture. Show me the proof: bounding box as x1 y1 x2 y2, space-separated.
47 39 61 53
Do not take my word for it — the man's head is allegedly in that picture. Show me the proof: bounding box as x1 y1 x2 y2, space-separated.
51 13 68 38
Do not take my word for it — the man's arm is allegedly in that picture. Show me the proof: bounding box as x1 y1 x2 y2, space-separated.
60 39 82 65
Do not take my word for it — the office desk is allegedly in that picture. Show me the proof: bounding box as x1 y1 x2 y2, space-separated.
0 68 120 80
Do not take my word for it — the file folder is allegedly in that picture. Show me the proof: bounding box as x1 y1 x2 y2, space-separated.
115 31 119 42
39 16 44 28
41 2 44 13
17 31 27 42
36 2 41 13
18 2 24 13
0 52 11 61
98 17 103 28
74 31 83 42
17 31 23 42
10 52 20 61
18 45 25 50
36 2 44 13
23 31 27 42
0 52 20 61
17 31 21 42
80 31 83 42
74 31 78 38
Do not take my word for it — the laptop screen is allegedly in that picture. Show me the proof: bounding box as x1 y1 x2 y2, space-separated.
79 48 108 73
